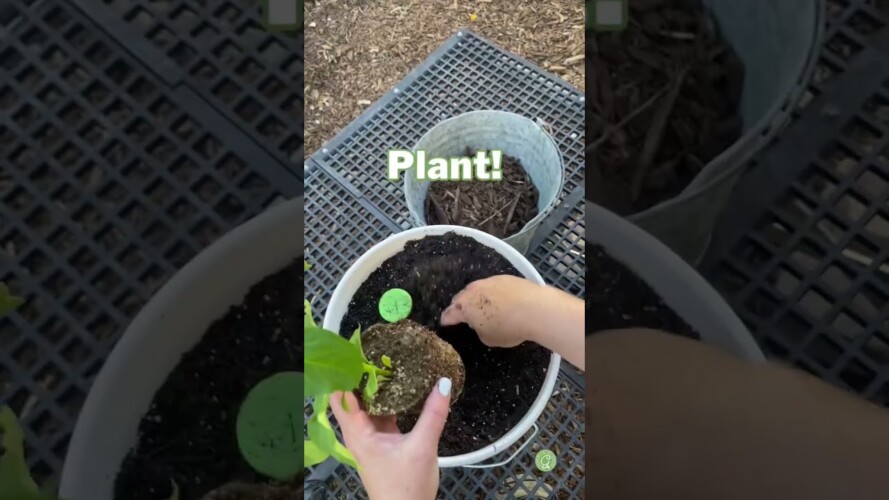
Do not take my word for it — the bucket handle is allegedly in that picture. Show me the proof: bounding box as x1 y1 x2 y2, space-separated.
460 423 540 469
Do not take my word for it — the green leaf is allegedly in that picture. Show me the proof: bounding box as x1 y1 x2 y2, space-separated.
0 283 23 317
306 395 359 469
304 439 329 467
164 480 179 500
0 406 40 497
381 355 392 369
363 369 379 401
304 260 311 272
304 300 316 329
349 326 362 351
304 325 365 398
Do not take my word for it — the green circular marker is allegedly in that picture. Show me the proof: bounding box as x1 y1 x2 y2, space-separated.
379 288 412 323
236 372 304 480
535 449 557 472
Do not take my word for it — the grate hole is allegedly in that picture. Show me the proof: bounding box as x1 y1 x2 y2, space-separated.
799 289 833 320
194 134 221 160
61 338 90 366
12 340 41 370
22 250 51 278
194 176 222 203
847 10 884 35
43 272 72 296
235 96 262 122
235 58 263 83
776 311 812 345
214 195 244 223
145 178 173 205
142 222 172 249
820 263 855 294
839 359 876 392
744 288 780 320
218 153 246 180
127 77 154 101
789 238 826 272
767 266 801 298
806 334 843 368
864 212 889 239
88 313 119 342
148 136 176 163
212 78 241 104
842 118 882 154
85 41 112 66
864 333 889 364
147 25 176 50
169 42 196 66
121 201 149 227
119 245 148 270
831 310 865 340
165 243 193 268
170 156 199 183
94 268 122 296
857 167 889 198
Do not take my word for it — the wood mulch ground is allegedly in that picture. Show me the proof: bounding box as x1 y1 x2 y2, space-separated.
304 0 585 156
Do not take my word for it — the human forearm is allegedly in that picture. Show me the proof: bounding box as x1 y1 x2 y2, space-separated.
587 328 889 500
525 287 585 371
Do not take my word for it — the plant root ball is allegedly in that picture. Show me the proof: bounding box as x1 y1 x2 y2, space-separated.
361 320 465 416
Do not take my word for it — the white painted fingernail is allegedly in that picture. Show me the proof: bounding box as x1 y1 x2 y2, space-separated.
438 378 452 397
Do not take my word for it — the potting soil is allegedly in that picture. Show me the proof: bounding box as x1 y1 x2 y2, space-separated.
115 260 303 499
587 0 744 215
361 320 465 416
425 151 539 239
586 245 697 339
340 233 550 456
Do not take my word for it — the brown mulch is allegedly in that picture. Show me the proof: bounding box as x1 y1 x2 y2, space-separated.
587 0 743 215
304 0 584 156
425 151 539 238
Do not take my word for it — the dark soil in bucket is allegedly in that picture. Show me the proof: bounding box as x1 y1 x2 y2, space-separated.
360 320 465 416
425 150 539 238
586 245 697 339
339 233 550 456
587 0 744 215
114 260 303 500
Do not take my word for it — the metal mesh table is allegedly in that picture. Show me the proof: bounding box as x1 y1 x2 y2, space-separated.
702 0 889 406
0 0 302 482
304 30 586 498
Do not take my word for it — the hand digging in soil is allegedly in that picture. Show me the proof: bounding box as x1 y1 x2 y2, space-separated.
361 320 465 416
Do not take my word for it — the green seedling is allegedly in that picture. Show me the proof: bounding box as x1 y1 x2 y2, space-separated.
0 282 24 317
1 288 177 500
304 300 391 469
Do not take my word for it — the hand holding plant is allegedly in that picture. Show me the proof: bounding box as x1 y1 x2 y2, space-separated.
329 380 452 500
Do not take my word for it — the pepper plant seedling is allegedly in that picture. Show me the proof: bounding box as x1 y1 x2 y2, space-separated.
303 301 391 469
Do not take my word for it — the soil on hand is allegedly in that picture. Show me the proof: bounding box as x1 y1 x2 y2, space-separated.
361 320 465 416
115 260 303 500
340 233 549 456
586 245 697 339
425 151 539 238
587 0 744 214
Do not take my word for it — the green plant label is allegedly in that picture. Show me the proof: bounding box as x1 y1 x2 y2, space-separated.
236 372 304 480
379 288 412 323
535 449 557 472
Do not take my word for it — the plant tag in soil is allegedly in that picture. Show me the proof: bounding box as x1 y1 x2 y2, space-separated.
379 288 413 322
236 372 304 480
387 150 503 181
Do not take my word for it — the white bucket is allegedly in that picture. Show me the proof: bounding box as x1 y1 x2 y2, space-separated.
403 110 566 254
59 198 304 500
323 225 562 467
